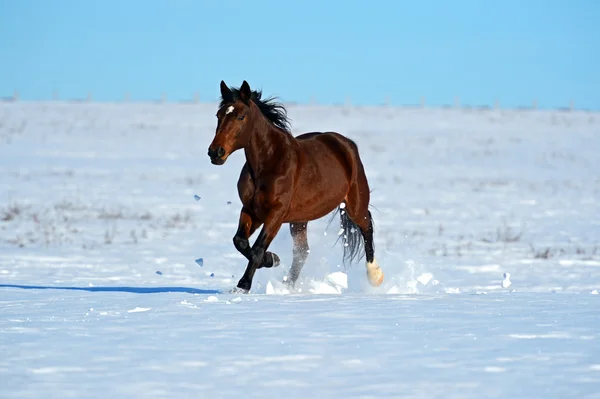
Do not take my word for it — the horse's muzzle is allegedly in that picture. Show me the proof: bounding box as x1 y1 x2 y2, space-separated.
208 146 226 165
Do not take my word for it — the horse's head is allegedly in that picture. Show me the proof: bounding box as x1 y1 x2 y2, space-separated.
208 80 255 165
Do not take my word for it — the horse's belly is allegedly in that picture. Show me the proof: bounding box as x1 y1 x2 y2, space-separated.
285 166 349 223
285 201 338 223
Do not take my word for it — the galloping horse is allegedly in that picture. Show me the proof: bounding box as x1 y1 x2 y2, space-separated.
208 80 384 293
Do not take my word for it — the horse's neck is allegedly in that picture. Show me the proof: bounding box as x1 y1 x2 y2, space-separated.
244 122 290 177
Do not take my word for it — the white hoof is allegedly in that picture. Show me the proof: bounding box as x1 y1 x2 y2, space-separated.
366 258 384 287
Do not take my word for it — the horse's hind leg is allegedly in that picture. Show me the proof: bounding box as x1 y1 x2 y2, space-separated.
285 222 309 286
359 210 383 287
344 184 384 287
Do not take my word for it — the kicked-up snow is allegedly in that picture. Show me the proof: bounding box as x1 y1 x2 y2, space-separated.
1 102 599 398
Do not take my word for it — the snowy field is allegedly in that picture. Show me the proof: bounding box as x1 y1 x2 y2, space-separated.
1 101 599 398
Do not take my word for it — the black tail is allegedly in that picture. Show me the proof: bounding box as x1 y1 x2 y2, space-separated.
327 205 374 268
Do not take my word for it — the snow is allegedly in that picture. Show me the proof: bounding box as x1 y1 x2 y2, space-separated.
1 101 600 398
502 272 512 288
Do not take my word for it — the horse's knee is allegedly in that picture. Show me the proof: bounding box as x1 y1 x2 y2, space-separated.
233 234 249 253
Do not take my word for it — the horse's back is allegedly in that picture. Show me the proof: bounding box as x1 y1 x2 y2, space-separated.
294 131 362 168
295 132 322 140
295 131 356 144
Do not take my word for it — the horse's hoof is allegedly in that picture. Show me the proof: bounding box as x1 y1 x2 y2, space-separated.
270 252 280 267
259 252 280 269
367 268 384 287
229 286 249 294
282 275 295 287
366 259 384 287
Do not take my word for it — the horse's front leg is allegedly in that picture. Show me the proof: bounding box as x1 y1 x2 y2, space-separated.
234 205 286 293
232 208 280 269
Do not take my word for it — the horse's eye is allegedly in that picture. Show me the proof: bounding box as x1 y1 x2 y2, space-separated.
237 115 245 121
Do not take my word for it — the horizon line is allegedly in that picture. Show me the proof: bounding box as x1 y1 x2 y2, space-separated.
0 97 594 112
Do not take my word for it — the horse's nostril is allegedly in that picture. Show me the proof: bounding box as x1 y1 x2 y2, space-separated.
217 147 225 158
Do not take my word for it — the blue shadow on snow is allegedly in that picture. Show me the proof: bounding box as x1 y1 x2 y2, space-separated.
0 284 221 295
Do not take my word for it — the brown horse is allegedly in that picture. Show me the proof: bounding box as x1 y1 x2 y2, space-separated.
208 80 384 293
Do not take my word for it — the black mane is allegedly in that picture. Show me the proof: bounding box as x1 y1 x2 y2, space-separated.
220 86 292 133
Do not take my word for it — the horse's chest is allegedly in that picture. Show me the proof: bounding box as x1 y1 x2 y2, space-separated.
242 173 289 222
250 190 270 221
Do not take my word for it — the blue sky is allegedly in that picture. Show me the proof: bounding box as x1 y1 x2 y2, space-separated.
1 0 598 108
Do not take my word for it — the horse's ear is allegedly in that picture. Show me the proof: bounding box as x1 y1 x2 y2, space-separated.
220 80 234 103
239 80 252 104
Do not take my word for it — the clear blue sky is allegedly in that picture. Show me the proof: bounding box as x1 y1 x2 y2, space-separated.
1 0 598 108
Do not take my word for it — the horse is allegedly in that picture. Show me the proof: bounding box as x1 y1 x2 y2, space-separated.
207 80 384 293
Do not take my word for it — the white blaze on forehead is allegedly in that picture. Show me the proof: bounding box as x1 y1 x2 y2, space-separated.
226 106 234 114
